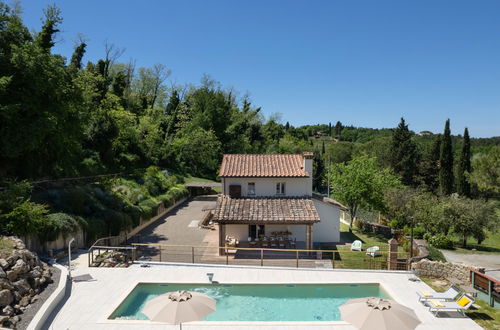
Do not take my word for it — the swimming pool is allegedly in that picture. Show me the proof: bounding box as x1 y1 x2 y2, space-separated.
110 283 390 321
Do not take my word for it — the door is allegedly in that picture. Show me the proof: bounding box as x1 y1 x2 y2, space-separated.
258 225 265 237
229 185 241 198
248 225 257 239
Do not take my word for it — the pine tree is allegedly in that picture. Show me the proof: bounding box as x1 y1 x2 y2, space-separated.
390 118 419 186
457 127 471 197
439 119 454 195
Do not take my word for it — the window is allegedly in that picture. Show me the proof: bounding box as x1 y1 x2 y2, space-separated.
248 182 255 196
276 182 286 195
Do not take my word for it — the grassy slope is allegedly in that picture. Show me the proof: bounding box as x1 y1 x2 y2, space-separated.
0 237 14 258
420 277 500 330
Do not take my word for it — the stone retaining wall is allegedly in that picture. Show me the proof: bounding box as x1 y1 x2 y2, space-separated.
0 237 52 328
411 259 477 282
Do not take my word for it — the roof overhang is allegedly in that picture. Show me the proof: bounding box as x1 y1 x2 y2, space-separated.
212 196 320 224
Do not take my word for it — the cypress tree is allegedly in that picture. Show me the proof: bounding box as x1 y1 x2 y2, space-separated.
335 121 343 138
439 119 454 195
390 118 419 186
322 140 326 154
457 127 471 197
313 150 325 192
420 134 441 192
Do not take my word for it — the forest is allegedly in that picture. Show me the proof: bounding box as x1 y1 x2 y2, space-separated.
0 3 499 247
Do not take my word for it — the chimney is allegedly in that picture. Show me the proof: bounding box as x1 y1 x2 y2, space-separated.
303 152 313 177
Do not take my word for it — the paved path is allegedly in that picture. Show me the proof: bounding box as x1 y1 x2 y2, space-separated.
441 250 500 280
132 196 217 246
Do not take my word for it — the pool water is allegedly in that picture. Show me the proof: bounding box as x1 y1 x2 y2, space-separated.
110 283 390 321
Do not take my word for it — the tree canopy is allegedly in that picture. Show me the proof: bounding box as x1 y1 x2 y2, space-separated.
326 156 400 231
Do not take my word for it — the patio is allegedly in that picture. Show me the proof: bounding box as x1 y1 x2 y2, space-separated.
47 263 483 329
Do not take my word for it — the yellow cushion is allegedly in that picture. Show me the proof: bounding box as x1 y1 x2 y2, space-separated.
457 297 470 307
429 300 445 307
421 291 432 297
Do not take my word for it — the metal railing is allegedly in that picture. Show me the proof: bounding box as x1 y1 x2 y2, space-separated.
126 243 410 270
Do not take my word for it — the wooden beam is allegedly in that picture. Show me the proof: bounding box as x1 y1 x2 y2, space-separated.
218 223 226 256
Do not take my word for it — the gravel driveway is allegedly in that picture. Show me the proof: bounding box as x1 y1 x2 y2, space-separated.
441 250 500 280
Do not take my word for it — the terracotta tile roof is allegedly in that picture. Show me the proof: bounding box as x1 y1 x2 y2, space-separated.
212 196 320 224
219 154 309 177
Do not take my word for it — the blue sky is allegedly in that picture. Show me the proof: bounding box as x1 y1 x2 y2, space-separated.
19 0 500 137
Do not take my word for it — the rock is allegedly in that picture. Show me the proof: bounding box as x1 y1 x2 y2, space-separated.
0 259 8 270
19 296 30 307
0 279 13 291
12 279 30 296
0 290 13 308
29 269 41 280
2 305 14 316
12 259 29 275
0 315 9 325
31 295 39 303
0 268 5 279
6 270 17 281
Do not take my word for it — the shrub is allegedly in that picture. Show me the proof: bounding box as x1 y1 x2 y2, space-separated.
403 225 426 239
123 203 142 227
80 217 106 242
40 212 80 242
354 218 367 232
427 234 454 249
138 199 158 219
427 245 447 262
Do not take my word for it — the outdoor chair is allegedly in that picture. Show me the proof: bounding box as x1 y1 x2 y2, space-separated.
425 294 475 317
366 246 381 257
416 285 461 302
350 240 362 251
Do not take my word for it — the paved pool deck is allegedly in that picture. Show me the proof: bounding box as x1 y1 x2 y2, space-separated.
48 263 481 330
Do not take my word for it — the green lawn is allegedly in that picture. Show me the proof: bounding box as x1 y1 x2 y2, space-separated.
449 229 500 255
319 223 408 270
420 277 500 330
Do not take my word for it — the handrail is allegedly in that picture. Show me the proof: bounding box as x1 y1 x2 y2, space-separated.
130 242 402 255
90 235 126 250
91 245 136 250
469 267 500 285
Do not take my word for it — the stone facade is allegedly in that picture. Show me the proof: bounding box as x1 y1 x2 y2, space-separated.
0 237 52 328
411 259 478 282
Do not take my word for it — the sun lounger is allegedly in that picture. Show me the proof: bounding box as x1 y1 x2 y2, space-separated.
417 285 461 302
350 240 362 251
366 246 381 257
425 294 475 316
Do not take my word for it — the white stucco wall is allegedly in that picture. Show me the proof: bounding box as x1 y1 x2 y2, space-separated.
313 199 340 242
222 177 312 197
